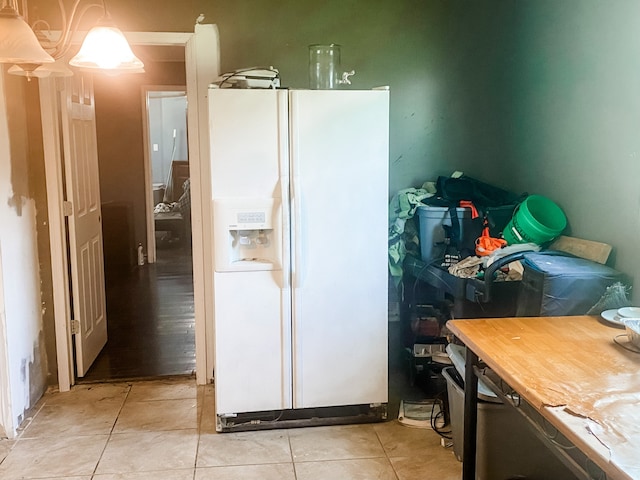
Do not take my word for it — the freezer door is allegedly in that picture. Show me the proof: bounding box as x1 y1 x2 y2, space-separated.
210 89 292 416
289 90 389 409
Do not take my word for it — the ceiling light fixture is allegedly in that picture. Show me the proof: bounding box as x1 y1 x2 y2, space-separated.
0 0 143 78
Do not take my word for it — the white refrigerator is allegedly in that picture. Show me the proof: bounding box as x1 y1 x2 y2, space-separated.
209 88 389 430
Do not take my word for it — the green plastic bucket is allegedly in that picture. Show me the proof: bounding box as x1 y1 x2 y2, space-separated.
503 195 567 245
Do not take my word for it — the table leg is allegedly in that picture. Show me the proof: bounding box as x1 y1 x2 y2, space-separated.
462 348 478 480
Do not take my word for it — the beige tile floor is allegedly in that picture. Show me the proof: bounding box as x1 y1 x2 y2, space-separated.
0 377 461 480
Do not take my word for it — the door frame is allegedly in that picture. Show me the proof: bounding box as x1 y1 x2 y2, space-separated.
42 28 219 391
40 76 74 391
141 85 188 264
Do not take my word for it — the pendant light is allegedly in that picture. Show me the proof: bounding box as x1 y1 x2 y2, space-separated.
69 12 144 72
0 0 143 76
0 1 54 65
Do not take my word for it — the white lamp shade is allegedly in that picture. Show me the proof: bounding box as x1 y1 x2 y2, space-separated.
8 59 73 78
69 25 144 71
0 11 55 64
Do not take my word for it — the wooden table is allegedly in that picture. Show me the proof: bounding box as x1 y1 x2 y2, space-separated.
446 315 640 480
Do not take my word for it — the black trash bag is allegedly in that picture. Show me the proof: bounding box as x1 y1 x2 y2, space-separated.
434 175 525 208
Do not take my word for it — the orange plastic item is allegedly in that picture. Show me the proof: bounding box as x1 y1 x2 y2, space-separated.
459 200 479 218
475 226 507 256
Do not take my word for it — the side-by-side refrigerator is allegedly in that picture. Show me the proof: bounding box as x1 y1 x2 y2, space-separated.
209 87 389 431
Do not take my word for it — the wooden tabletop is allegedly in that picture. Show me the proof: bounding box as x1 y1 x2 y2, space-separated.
447 315 640 480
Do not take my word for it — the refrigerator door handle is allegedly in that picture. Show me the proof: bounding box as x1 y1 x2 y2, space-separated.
291 176 303 289
278 90 291 292
280 188 291 290
281 204 290 290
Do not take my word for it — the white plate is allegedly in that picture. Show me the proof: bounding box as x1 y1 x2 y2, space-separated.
618 306 640 318
600 309 626 328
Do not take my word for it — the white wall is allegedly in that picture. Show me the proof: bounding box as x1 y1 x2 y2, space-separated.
161 95 188 163
149 94 188 187
0 71 47 438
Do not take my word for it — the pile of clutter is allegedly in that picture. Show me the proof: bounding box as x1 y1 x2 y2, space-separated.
446 243 538 281
388 171 567 284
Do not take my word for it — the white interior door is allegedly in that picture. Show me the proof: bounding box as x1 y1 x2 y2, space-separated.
60 74 107 377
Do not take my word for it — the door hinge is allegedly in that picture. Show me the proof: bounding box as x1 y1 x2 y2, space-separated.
70 319 80 335
63 201 73 216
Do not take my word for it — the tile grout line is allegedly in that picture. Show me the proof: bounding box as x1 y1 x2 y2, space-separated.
193 383 204 478
374 422 402 480
287 429 298 480
89 382 133 478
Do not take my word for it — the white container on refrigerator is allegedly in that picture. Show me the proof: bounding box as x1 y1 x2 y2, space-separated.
210 88 389 429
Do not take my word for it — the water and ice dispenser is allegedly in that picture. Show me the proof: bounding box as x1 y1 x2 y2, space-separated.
213 198 282 272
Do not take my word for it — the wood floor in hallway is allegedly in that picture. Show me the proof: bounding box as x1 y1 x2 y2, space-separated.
81 243 196 382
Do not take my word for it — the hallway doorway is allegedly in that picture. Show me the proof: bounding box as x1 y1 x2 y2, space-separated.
43 27 220 392
80 49 194 383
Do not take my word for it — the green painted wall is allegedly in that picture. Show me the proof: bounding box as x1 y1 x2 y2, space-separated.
27 0 640 297
425 0 640 298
